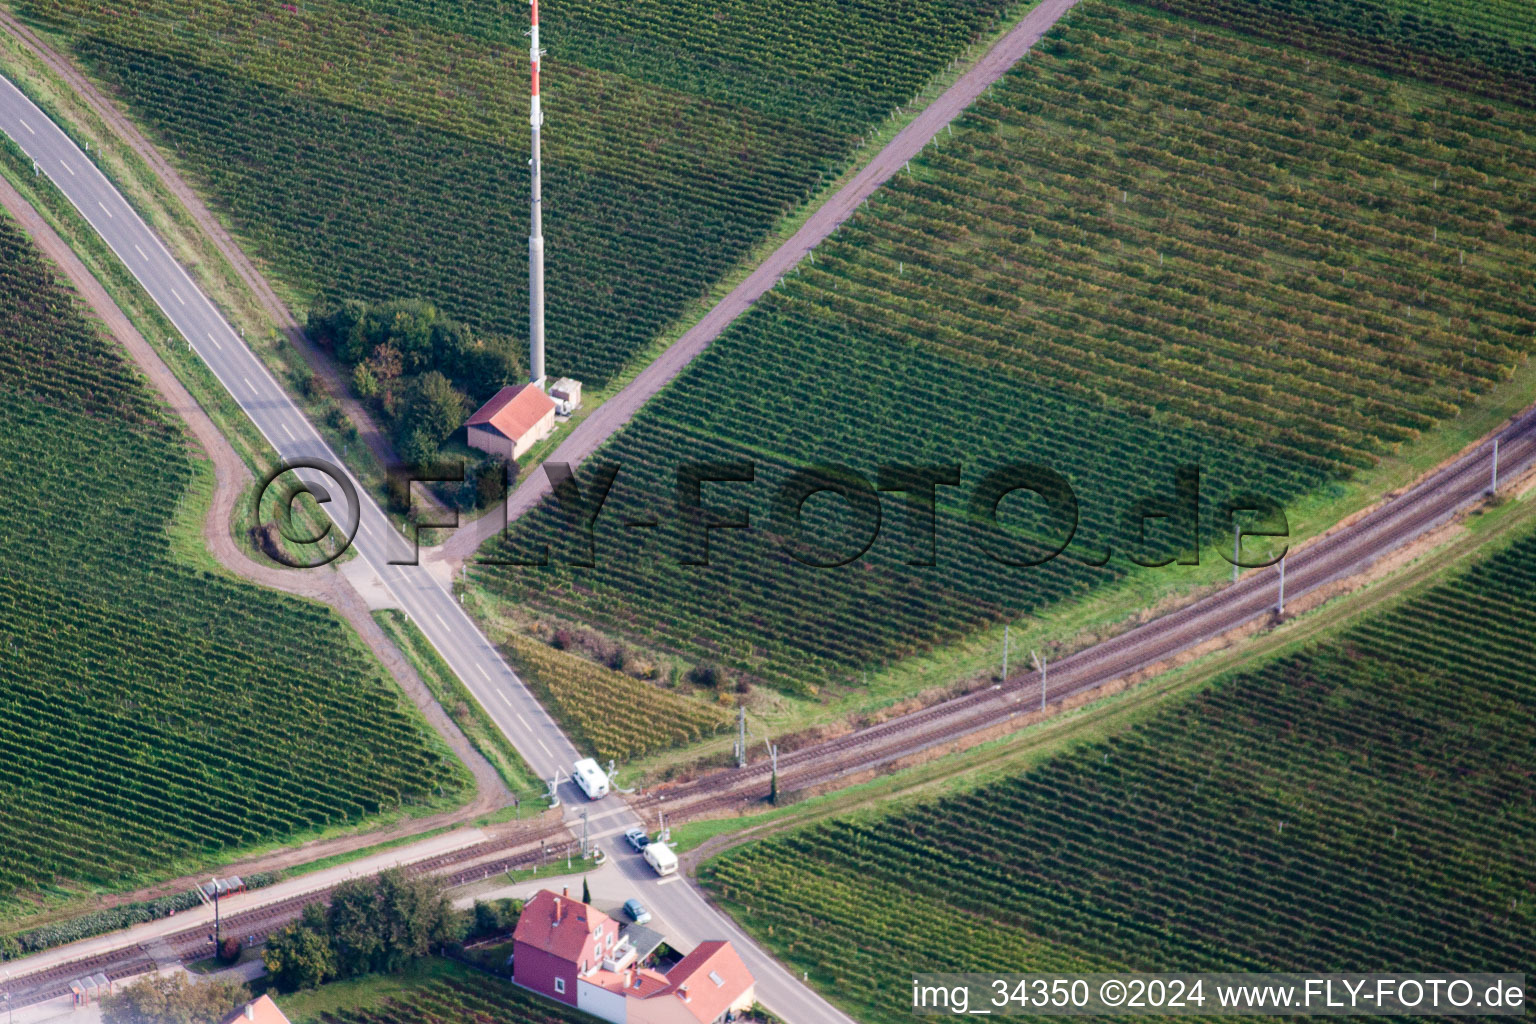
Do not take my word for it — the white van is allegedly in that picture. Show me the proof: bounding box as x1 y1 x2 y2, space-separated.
572 757 610 800
643 841 678 876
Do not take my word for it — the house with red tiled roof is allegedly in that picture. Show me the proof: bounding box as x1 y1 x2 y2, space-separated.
513 889 755 1024
513 887 626 1007
628 940 756 1024
465 383 555 460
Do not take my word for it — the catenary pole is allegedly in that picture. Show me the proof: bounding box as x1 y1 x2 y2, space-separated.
1277 552 1286 615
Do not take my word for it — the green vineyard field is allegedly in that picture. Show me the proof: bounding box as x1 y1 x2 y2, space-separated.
502 635 730 761
700 525 1536 1024
0 217 466 922
1138 0 1536 106
315 978 584 1024
287 966 587 1024
15 0 1013 385
474 0 1536 694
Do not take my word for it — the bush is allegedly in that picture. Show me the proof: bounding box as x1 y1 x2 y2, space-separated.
351 362 379 399
473 457 512 510
290 363 316 399
468 898 522 942
216 936 243 965
688 661 725 689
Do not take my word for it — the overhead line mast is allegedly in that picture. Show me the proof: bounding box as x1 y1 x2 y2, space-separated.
528 0 547 390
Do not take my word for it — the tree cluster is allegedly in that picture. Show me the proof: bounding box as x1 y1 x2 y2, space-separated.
262 869 458 992
100 973 250 1024
307 298 524 464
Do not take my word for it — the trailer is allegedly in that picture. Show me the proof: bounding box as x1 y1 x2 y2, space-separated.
643 841 678 876
572 757 610 799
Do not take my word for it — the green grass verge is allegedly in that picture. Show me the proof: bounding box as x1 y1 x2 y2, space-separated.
373 609 544 798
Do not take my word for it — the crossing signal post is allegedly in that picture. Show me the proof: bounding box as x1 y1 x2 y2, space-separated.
1031 650 1047 712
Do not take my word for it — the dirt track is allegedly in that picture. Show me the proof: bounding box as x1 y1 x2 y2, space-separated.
437 0 1085 563
0 175 511 909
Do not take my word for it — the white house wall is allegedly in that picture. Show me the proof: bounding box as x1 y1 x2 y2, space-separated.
578 978 629 1024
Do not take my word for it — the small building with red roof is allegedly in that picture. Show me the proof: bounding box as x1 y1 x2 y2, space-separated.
220 995 293 1024
465 383 555 461
513 888 755 1024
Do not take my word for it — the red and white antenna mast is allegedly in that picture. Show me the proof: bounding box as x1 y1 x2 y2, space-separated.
528 0 547 390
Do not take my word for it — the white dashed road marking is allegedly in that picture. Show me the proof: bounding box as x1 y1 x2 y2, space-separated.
59 159 74 175
134 244 147 260
97 200 112 218
18 118 33 134
243 376 255 394
283 424 295 441
171 288 186 305
207 333 222 350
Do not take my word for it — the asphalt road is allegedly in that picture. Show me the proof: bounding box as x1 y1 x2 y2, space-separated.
0 72 861 1024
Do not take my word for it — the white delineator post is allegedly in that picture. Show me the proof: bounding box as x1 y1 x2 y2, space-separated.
528 0 547 390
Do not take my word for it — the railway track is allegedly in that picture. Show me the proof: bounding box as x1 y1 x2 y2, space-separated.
9 409 1533 1012
641 407 1536 822
4 821 571 1009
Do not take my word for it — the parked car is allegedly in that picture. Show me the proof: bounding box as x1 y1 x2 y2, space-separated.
623 898 652 925
623 827 650 852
